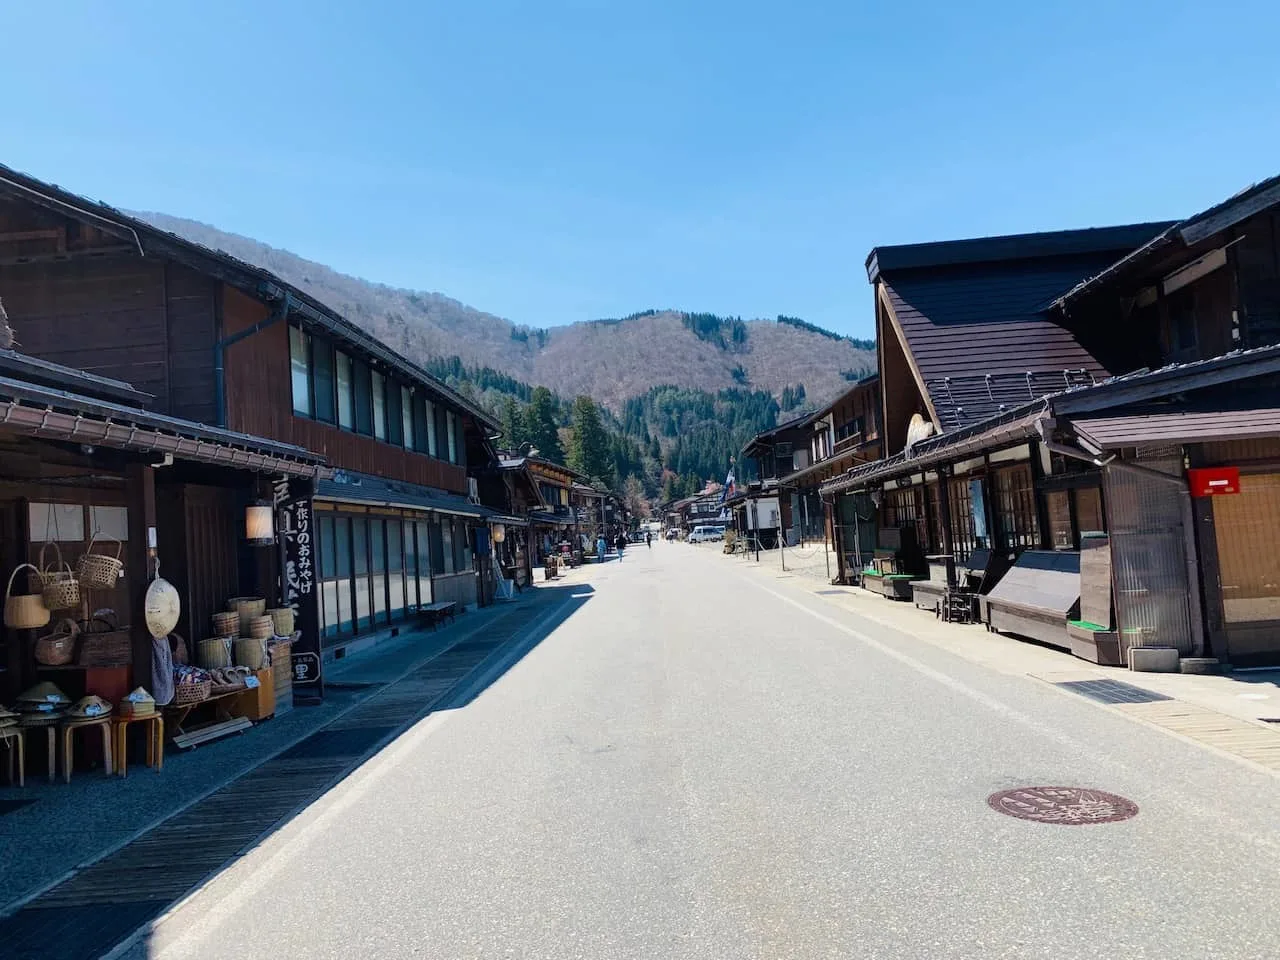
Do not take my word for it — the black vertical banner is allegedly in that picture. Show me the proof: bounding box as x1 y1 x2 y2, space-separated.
274 476 323 700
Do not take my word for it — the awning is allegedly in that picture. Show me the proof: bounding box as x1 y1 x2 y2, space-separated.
317 473 485 517
528 510 572 526
1071 407 1280 450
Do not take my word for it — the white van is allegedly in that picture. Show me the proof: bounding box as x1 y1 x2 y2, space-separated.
688 525 724 543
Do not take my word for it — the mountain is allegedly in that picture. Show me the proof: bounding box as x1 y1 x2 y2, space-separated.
131 213 876 409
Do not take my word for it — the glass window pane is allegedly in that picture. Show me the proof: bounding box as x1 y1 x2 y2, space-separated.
426 400 438 457
413 393 429 452
371 519 387 623
447 412 458 463
440 518 453 575
417 521 433 604
372 370 387 441
402 387 415 450
387 381 403 446
458 519 472 571
402 520 417 610
318 516 336 578
387 521 404 616
353 517 371 630
354 362 373 436
335 517 353 633
290 326 311 416
1047 490 1073 550
337 352 354 430
29 502 86 542
88 505 129 541
313 340 336 424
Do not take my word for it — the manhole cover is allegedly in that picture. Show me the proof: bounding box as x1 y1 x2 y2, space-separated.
987 786 1138 825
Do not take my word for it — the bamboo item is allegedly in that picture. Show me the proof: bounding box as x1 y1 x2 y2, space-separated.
211 610 239 637
234 636 266 670
229 597 266 634
38 543 81 611
77 630 132 667
35 618 79 666
247 615 273 640
77 534 124 589
5 563 51 630
197 636 233 670
267 607 294 637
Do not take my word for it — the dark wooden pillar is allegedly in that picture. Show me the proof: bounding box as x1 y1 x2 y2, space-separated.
937 467 955 583
126 462 157 687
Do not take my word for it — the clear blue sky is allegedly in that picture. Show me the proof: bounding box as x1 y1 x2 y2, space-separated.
4 1 1278 338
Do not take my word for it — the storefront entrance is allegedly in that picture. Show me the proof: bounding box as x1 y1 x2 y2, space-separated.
1212 472 1280 666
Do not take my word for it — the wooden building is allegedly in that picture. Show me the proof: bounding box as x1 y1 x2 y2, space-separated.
0 162 500 674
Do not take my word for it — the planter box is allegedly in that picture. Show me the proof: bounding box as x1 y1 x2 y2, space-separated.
1067 620 1123 666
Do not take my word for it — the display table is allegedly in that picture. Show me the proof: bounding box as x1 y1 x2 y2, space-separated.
17 714 60 783
1 726 25 787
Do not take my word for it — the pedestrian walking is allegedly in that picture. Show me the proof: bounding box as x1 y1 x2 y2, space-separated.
614 531 626 561
646 530 652 549
596 532 607 562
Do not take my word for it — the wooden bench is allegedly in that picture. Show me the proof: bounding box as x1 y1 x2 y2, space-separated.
418 601 458 630
980 550 1080 650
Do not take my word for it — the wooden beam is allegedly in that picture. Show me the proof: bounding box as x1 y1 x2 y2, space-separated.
125 462 157 689
877 282 942 432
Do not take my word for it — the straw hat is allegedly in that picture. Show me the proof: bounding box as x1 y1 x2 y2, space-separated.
17 681 69 705
67 695 113 720
119 687 156 717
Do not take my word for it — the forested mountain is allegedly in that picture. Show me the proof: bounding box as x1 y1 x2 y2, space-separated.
130 213 875 407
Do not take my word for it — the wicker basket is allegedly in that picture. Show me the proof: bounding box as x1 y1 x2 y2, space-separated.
77 629 132 667
197 636 233 670
267 607 294 637
229 597 266 634
35 618 79 666
234 636 266 670
77 535 124 589
246 615 273 640
211 610 239 637
37 543 81 611
5 563 51 630
173 680 211 706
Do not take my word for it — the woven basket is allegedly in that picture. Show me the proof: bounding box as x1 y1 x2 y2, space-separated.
197 636 233 670
234 636 266 670
246 615 273 640
117 699 156 717
77 629 132 667
173 680 211 706
35 618 79 666
229 597 265 634
37 543 81 611
77 535 124 589
5 563 50 630
211 610 239 637
267 607 295 636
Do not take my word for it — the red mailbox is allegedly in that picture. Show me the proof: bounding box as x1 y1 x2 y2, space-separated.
1187 466 1240 497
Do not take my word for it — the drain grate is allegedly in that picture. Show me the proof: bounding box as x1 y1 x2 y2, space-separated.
815 589 845 595
0 798 38 817
1056 679 1173 705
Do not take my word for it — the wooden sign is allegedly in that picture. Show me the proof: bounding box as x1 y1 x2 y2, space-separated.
274 476 323 699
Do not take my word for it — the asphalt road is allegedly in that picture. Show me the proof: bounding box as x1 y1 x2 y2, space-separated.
133 543 1280 960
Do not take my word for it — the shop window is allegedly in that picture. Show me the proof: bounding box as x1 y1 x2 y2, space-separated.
29 502 85 542
387 380 403 446
401 387 415 451
460 520 473 571
1046 490 1073 550
396 520 412 613
353 361 374 436
429 517 445 575
372 370 387 441
452 518 467 572
88 506 129 542
426 399 439 458
1075 486 1104 536
422 522 437 604
352 517 371 630
884 486 928 551
290 325 312 417
441 519 455 575
336 351 354 430
312 339 336 424
318 516 339 639
926 482 945 553
370 519 388 624
994 463 1040 550
947 479 976 562
447 412 458 464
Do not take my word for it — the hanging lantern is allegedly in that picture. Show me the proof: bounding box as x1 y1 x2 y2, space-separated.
245 500 275 546
492 523 506 544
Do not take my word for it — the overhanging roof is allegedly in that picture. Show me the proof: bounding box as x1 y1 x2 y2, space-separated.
0 373 328 478
316 472 484 517
1072 408 1280 450
0 349 152 406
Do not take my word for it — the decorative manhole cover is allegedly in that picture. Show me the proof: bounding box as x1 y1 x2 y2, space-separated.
987 786 1138 825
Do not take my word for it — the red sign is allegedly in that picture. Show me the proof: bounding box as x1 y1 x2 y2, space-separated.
1187 466 1240 497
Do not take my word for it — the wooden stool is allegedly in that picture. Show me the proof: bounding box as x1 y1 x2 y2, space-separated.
112 713 164 776
60 716 113 782
18 714 60 783
0 726 24 787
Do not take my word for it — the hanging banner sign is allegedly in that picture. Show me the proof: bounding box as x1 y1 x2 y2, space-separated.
274 476 323 698
1187 467 1240 497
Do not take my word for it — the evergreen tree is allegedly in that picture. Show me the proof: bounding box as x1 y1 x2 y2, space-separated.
524 386 564 462
499 397 526 452
567 395 613 487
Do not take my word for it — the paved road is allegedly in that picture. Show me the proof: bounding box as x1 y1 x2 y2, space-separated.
133 543 1280 960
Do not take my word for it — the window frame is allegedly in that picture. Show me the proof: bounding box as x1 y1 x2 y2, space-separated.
336 350 355 430
290 325 312 417
372 369 387 441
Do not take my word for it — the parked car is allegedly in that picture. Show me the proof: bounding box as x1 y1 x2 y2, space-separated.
628 530 647 543
688 525 724 543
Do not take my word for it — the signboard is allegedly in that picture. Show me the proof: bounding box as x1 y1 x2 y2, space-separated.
970 478 989 545
1187 466 1240 497
274 476 323 699
746 497 780 530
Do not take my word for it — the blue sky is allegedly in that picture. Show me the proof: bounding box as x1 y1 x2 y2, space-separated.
3 1 1278 338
